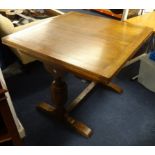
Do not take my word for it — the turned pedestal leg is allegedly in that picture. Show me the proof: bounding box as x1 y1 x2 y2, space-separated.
37 64 92 138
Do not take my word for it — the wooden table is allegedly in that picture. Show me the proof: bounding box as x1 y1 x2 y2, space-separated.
127 11 155 32
2 12 153 138
126 11 155 73
127 11 155 49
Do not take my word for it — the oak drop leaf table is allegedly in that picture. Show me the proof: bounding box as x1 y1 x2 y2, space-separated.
2 12 153 138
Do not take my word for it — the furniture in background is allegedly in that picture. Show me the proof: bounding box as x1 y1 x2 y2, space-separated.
0 14 18 69
127 11 155 51
2 12 153 138
127 11 155 34
125 11 155 79
138 54 155 92
0 68 25 139
91 9 143 21
0 68 23 145
0 9 64 69
92 9 123 19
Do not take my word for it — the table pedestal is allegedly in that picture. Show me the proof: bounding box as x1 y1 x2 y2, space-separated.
37 63 123 138
37 77 92 138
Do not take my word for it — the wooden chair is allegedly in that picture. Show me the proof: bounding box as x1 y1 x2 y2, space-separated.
0 82 22 145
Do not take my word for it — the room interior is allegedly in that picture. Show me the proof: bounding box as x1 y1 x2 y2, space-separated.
0 9 155 146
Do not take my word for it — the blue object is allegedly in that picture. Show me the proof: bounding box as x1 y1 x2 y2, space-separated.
149 51 155 61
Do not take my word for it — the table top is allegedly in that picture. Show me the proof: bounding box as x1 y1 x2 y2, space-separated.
2 12 153 82
127 12 155 31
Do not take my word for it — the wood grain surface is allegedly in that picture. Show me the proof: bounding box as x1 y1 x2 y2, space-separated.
127 11 155 31
2 12 153 83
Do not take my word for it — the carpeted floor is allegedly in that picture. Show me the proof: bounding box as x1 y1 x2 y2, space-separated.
5 60 155 146
3 9 155 146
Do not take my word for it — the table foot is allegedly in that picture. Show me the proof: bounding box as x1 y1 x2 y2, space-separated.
37 102 92 138
105 82 123 94
37 102 56 113
65 114 93 138
66 82 96 112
